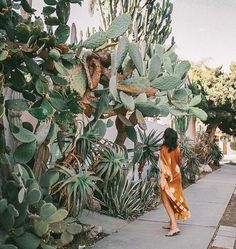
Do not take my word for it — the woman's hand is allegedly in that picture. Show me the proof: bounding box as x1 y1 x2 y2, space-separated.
160 174 166 189
154 151 160 157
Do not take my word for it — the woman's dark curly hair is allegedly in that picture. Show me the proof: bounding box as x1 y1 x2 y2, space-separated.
162 128 178 152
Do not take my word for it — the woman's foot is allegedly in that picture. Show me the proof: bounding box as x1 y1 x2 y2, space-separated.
162 222 171 229
165 227 180 237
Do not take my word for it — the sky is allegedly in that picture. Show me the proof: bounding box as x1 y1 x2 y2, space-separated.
33 0 236 70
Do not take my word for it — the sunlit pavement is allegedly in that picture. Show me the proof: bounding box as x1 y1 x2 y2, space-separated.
88 165 236 249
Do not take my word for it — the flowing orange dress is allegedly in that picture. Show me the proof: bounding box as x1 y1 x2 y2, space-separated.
160 145 190 220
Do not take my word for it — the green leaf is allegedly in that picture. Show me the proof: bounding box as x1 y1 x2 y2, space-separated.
125 126 137 143
133 143 143 165
172 89 188 101
189 107 207 121
45 17 60 26
94 92 109 120
36 79 49 95
136 102 160 117
0 50 8 61
70 67 87 97
172 100 189 110
56 0 70 24
135 109 147 130
14 141 36 164
159 104 169 117
116 36 129 69
82 31 107 49
49 93 66 111
174 60 191 79
12 125 36 143
55 25 70 44
109 75 117 100
14 232 41 249
43 6 56 15
24 54 41 76
21 0 34 13
40 203 57 219
165 50 177 63
134 93 147 104
92 120 107 137
163 56 173 74
106 119 113 128
40 171 59 188
41 99 54 116
120 92 135 111
5 99 28 111
151 76 182 91
66 223 82 235
51 75 67 85
27 188 42 204
189 95 202 106
155 44 164 59
47 209 68 224
29 107 49 120
118 114 133 127
120 77 149 88
49 48 60 61
54 61 69 76
170 108 187 116
106 14 131 39
34 220 49 237
148 55 161 81
44 0 57 5
129 43 143 76
18 188 25 204
61 231 73 245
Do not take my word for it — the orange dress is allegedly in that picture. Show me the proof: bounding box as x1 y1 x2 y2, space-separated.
160 145 190 220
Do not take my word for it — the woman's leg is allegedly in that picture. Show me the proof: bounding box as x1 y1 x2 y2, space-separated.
161 190 178 230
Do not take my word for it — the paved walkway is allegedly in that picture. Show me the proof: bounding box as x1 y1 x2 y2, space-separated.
81 164 236 249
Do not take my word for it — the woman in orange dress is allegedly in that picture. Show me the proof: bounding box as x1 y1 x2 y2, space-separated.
159 128 190 236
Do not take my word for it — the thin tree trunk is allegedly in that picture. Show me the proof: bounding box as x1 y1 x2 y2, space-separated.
206 120 220 142
114 116 127 146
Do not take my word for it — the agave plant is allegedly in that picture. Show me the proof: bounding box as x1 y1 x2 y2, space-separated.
94 144 128 193
100 175 157 219
50 165 101 216
133 129 163 179
210 142 223 166
76 124 100 166
179 137 200 186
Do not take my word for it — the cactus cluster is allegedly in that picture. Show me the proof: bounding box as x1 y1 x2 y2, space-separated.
79 14 206 145
0 163 70 249
0 1 209 242
89 0 174 48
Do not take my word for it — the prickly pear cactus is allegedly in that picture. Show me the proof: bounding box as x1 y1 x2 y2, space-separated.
0 164 69 249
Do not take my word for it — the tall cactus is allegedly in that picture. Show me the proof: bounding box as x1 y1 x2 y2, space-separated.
89 0 174 48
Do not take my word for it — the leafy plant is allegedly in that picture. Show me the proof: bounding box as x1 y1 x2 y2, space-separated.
133 129 162 179
89 0 174 48
47 166 101 216
0 164 68 249
179 137 200 186
209 142 223 166
94 144 128 193
100 175 157 219
76 124 101 166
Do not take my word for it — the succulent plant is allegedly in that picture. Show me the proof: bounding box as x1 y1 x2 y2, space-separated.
0 163 68 249
100 174 157 219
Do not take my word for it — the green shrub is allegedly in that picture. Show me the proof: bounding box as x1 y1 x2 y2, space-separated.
99 175 157 219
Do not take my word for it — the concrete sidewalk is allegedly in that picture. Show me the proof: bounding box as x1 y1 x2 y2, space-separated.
86 165 236 249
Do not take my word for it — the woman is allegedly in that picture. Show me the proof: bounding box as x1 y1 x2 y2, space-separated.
159 128 190 236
